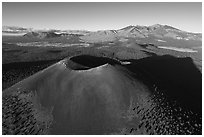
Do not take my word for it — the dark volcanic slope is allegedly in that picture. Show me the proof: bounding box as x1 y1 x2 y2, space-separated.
2 55 202 135
126 55 202 114
2 59 60 90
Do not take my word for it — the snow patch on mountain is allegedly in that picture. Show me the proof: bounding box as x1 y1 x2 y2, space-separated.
157 46 198 53
157 39 166 42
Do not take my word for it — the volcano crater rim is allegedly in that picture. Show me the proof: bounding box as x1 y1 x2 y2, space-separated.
66 55 121 71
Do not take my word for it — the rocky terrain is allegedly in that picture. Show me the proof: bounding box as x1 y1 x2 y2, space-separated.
2 24 202 135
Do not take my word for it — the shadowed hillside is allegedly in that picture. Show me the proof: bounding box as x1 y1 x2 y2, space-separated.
125 55 202 114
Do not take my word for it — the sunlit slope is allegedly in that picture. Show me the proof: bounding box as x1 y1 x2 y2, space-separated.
3 58 151 134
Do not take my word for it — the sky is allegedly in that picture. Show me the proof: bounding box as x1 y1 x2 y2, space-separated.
2 2 202 33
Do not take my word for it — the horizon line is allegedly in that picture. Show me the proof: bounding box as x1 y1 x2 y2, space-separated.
2 24 202 34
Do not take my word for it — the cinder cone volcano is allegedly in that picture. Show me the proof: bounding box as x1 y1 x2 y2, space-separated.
2 55 202 135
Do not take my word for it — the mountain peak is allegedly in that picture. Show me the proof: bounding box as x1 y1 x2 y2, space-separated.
119 25 136 31
149 24 163 29
151 24 163 26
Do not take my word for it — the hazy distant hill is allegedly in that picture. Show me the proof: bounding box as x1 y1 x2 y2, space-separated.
2 26 32 34
23 31 61 39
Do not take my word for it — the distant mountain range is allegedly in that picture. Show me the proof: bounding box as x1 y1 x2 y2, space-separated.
2 26 33 33
2 24 202 42
81 24 202 42
2 26 90 35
